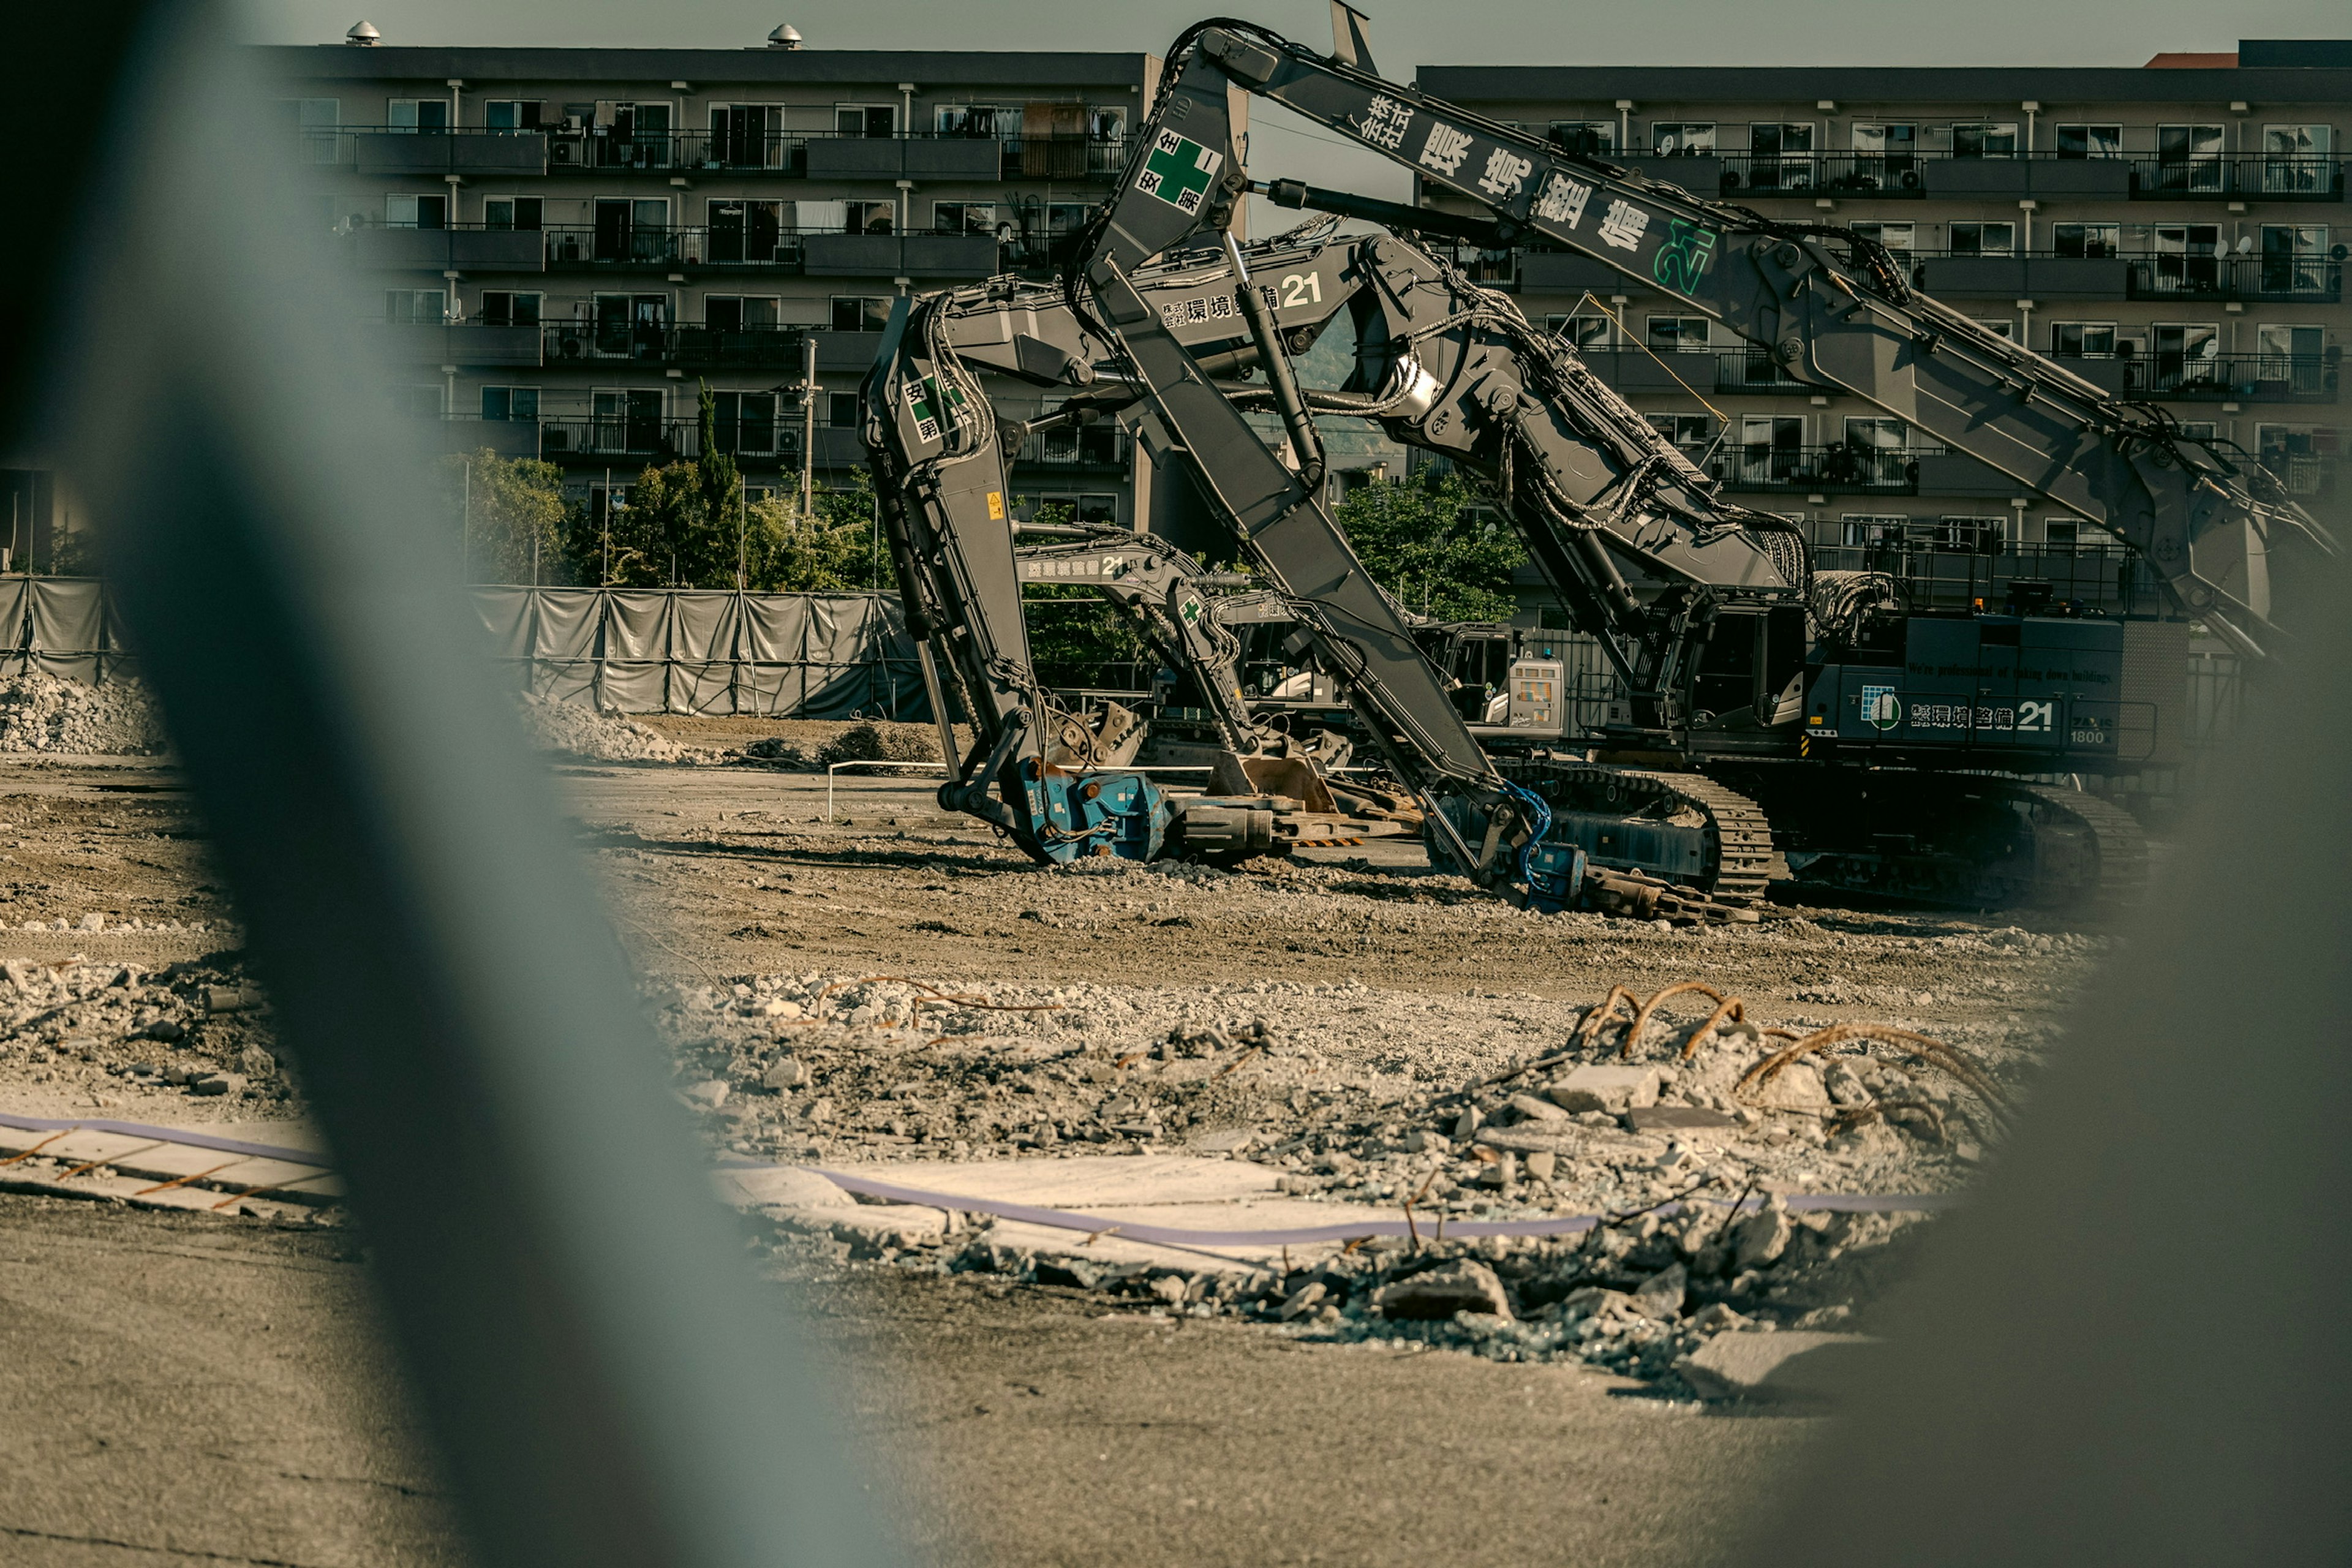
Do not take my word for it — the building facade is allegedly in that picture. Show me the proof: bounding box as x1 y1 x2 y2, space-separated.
1419 42 2348 615
258 30 1183 526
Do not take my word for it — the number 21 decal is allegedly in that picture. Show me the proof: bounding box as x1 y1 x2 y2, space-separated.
1280 272 1323 307
1651 218 1720 295
2017 699 2053 733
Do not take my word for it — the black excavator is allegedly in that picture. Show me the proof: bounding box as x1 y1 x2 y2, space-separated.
865 16 2331 911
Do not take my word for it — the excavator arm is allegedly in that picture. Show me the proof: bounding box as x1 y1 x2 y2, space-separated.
1153 21 2329 657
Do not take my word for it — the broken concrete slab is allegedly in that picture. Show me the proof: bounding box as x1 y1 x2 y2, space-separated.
1547 1064 1660 1114
1374 1261 1511 1321
1675 1329 1874 1401
1625 1104 1740 1139
1747 1060 1832 1113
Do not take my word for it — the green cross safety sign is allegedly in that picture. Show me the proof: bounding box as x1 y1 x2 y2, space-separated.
1136 129 1223 216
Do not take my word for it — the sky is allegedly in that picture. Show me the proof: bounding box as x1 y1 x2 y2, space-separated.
235 0 2352 212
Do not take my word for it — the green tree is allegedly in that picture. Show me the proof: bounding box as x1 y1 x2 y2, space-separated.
1333 467 1528 623
446 450 577 584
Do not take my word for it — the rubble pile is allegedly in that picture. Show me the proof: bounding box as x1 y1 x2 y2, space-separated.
918 1196 1925 1396
0 671 168 755
814 722 940 769
515 692 687 764
671 966 2004 1390
0 956 288 1109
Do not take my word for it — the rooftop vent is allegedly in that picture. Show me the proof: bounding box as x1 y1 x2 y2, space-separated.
347 20 380 45
767 23 804 49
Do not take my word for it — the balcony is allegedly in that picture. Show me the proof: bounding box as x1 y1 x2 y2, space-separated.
355 224 546 273
537 225 806 272
2261 450 2340 503
349 128 549 178
372 322 543 368
1912 254 2129 299
2128 156 2344 202
2111 352 2340 404
1711 352 1814 394
541 322 810 369
534 127 1129 183
1632 148 2342 203
1013 424 1131 470
2125 256 2344 304
802 232 1001 278
1708 444 1917 495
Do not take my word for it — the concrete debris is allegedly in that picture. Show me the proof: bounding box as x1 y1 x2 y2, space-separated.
0 956 286 1112
664 965 2003 1392
1547 1064 1660 1114
1374 1261 1512 1321
515 692 687 764
813 722 939 769
0 672 168 755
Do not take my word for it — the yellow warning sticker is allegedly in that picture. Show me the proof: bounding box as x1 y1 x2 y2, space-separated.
986 491 1005 521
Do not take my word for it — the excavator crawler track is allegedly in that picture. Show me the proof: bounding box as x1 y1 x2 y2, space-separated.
1496 758 1775 905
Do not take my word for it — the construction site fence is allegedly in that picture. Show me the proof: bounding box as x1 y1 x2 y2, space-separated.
0 579 932 722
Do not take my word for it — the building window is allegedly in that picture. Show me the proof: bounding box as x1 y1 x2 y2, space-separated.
2256 423 2340 496
2264 126 2335 194
1649 121 1716 156
2052 222 2119 259
1937 516 2007 552
1840 514 1910 547
1549 121 1615 156
388 97 449 132
2043 518 2081 549
2261 224 2332 293
706 296 780 331
1548 312 1616 350
386 193 448 229
933 201 1000 236
276 97 340 162
399 386 445 418
484 100 545 132
1089 107 1128 141
829 296 890 333
1948 222 2016 257
2155 124 2226 192
2055 123 2123 159
826 391 862 428
710 391 780 454
708 199 785 263
2150 223 2222 292
1646 315 1710 352
937 103 1014 138
708 104 783 168
590 390 666 453
484 196 543 232
2051 322 2118 358
1742 123 1814 190
834 104 898 137
482 386 540 421
385 289 447 325
1849 221 1915 262
478 292 541 327
1646 413 1713 448
1950 122 2018 159
1972 318 2015 341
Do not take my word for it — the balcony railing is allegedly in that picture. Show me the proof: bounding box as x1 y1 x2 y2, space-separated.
541 322 811 368
1588 147 2343 202
537 127 1128 181
2124 255 2344 303
1706 443 1921 494
1804 540 2163 616
2260 451 2340 500
1014 424 1131 467
2113 352 2340 403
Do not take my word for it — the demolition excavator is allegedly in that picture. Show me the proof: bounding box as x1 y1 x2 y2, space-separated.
867 15 2331 910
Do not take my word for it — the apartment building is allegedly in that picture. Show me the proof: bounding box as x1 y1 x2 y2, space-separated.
1420 39 2350 613
258 26 1175 526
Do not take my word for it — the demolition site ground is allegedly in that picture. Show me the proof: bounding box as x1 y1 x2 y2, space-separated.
0 717 2117 1567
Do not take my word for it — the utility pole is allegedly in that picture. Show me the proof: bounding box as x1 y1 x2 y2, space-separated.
737 473 747 589
800 333 818 518
601 466 612 586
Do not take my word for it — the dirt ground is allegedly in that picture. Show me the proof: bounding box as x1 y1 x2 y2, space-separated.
0 740 2108 1565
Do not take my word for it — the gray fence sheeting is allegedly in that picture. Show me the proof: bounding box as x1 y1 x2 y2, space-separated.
470 587 926 718
0 579 927 719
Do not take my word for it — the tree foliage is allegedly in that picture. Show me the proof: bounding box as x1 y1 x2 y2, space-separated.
1333 467 1527 623
447 450 576 584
